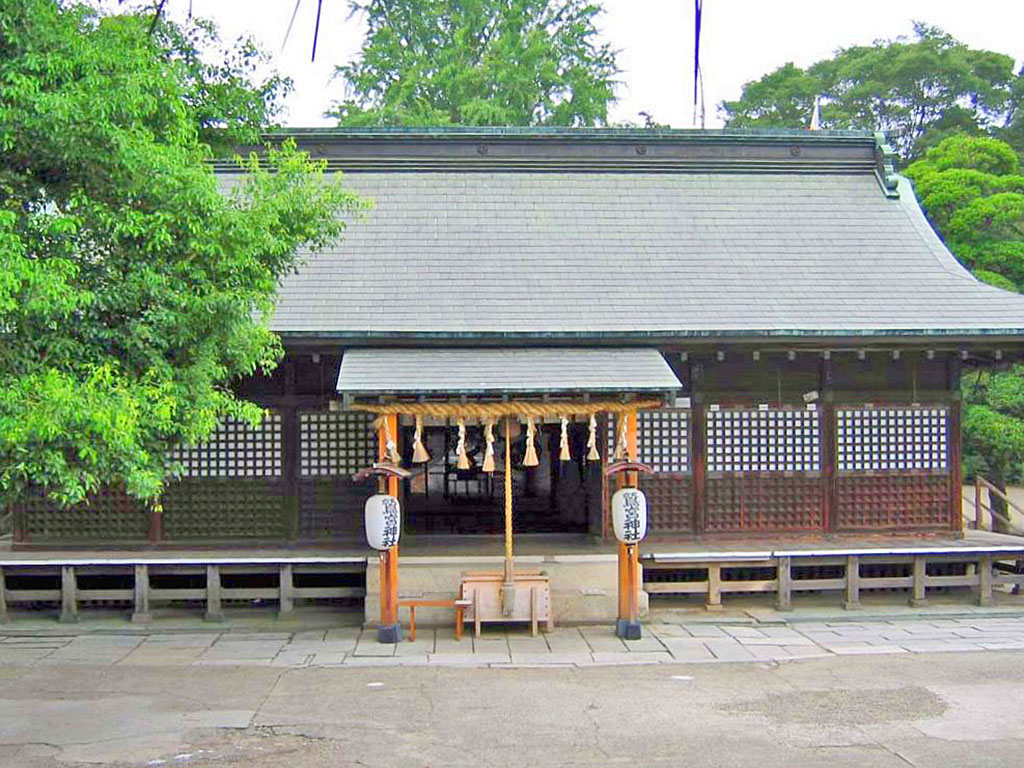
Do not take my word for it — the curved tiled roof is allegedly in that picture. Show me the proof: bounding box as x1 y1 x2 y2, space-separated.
246 130 1024 342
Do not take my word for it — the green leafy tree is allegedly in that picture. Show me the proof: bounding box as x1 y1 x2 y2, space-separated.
722 24 1020 161
0 1 365 509
329 0 619 127
907 136 1024 287
907 135 1024 527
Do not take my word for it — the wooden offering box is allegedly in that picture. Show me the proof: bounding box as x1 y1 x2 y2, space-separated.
460 571 553 637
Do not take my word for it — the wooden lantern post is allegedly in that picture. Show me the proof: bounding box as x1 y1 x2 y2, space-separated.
377 414 401 644
616 410 643 640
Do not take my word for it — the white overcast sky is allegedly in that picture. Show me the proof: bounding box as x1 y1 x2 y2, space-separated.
166 0 1024 128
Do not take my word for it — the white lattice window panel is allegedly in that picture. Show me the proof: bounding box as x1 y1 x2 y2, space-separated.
637 410 689 473
837 407 948 471
707 408 820 473
172 414 283 478
299 411 375 477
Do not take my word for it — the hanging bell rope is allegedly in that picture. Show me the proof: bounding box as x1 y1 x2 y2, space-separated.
587 414 600 461
374 416 402 465
559 416 571 462
523 416 539 467
351 397 663 419
455 418 470 470
482 420 496 473
411 414 430 463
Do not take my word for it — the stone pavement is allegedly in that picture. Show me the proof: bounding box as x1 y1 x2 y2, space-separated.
5 614 1024 669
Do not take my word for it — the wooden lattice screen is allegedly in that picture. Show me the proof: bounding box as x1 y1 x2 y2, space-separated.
21 486 149 542
298 411 376 540
707 407 820 473
704 406 823 531
834 405 951 530
636 409 694 534
607 410 695 535
170 414 283 478
836 407 948 472
637 410 690 473
299 411 376 477
162 413 286 539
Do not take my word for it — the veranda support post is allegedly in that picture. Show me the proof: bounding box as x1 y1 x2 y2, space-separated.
0 567 8 623
131 564 151 624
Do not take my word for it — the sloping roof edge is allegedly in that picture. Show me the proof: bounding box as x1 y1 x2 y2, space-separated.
284 329 1024 344
337 347 683 395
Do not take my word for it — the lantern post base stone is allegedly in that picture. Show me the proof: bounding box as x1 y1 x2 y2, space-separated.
377 623 401 644
616 619 642 640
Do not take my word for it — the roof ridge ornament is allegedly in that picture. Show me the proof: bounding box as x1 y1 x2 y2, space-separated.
874 132 900 198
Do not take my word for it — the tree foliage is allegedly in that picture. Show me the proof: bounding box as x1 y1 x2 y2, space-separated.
906 135 1024 495
906 135 1024 288
0 1 365 508
721 24 1021 161
329 0 619 127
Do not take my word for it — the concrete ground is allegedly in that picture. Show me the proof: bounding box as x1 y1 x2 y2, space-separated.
1 643 1024 767
4 609 1024 766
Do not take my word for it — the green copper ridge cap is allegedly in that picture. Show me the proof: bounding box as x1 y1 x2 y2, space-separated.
263 125 879 143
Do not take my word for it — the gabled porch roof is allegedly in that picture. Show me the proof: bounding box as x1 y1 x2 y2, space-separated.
336 347 683 396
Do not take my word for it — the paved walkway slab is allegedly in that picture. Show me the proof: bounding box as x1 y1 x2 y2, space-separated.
4 612 1024 669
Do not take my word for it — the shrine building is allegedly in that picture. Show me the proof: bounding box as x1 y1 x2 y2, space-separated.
7 128 1024 632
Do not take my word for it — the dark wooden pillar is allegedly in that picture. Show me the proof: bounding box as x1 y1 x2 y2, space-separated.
690 357 706 534
282 360 300 542
600 414 611 540
12 504 26 544
948 355 964 535
691 400 706 535
949 398 963 535
147 502 164 544
820 356 835 532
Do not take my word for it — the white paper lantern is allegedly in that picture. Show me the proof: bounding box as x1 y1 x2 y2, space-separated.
611 488 647 544
365 494 401 550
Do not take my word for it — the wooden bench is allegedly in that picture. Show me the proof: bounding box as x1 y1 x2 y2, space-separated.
398 598 472 642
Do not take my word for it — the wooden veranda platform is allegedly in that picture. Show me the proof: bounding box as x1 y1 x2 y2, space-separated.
0 542 368 625
642 530 1024 611
1 531 1022 623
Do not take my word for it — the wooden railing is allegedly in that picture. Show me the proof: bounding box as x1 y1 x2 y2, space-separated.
966 476 1024 536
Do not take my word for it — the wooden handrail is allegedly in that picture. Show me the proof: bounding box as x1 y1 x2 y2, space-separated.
977 476 1024 519
969 476 1024 535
